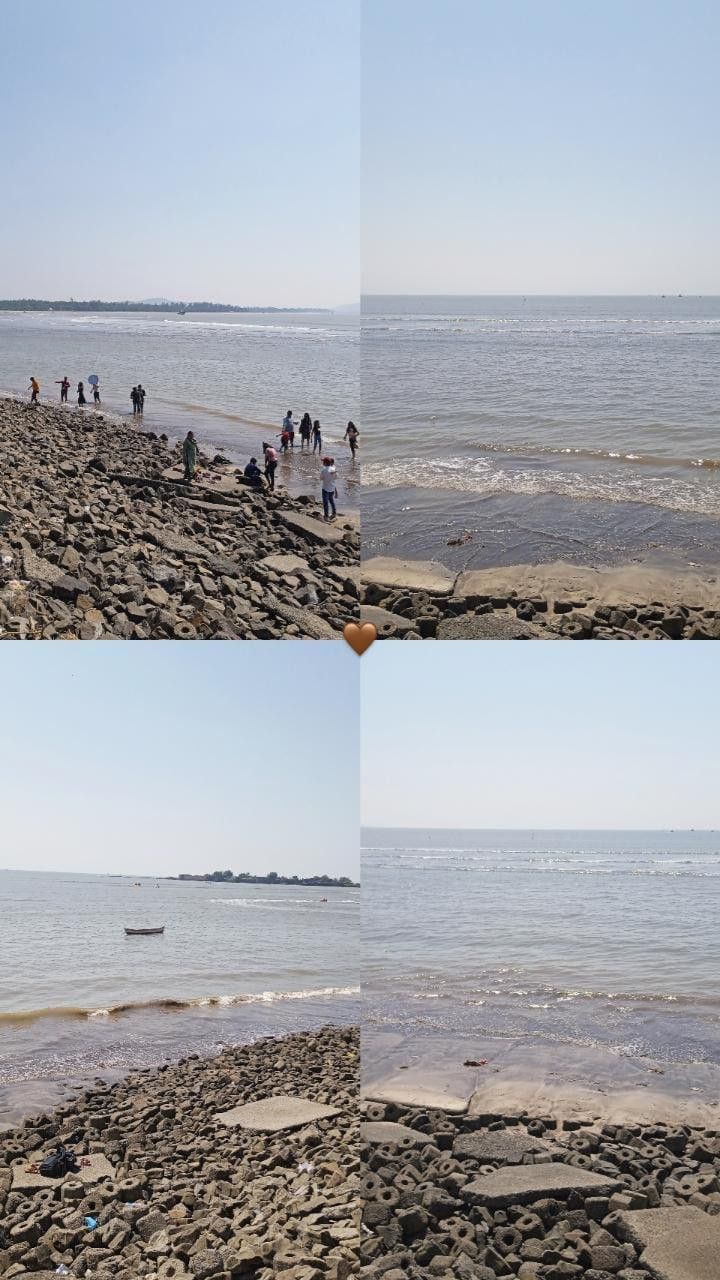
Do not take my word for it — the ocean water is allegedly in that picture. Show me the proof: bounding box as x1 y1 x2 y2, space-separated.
363 830 720 1077
0 871 359 1123
0 309 359 500
362 296 720 570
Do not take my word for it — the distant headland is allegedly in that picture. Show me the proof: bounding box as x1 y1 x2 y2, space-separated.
0 299 328 313
172 870 359 888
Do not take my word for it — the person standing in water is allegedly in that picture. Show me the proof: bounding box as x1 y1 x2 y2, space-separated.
92 381 101 405
28 376 40 404
312 419 322 453
55 377 70 403
131 386 139 415
344 421 359 457
320 455 338 520
282 409 295 447
299 412 312 449
263 441 278 491
137 384 146 414
77 381 86 406
183 430 198 482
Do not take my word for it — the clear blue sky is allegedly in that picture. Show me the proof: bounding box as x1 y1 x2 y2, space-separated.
0 0 358 307
1 644 359 878
362 643 720 829
363 0 720 294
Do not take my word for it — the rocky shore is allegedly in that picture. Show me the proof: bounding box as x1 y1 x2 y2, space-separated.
361 557 720 640
0 1024 358 1279
0 400 359 639
360 1097 720 1279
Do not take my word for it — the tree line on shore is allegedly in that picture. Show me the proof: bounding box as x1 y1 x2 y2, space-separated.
0 299 324 313
174 870 359 887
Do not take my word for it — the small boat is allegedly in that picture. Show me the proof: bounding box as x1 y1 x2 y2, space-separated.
124 926 165 936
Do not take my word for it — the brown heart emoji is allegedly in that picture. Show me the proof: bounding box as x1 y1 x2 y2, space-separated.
343 621 377 655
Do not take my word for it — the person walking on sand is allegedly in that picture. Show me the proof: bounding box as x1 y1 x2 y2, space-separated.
77 381 86 406
344 420 359 457
55 377 70 403
282 409 295 447
299 412 312 450
312 419 322 453
131 386 139 415
320 455 338 520
263 441 278 492
182 430 198 482
28 376 40 404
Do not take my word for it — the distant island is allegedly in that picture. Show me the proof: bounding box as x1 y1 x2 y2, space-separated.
0 299 327 314
173 870 359 888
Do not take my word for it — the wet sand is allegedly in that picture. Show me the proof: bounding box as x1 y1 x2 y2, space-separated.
362 1031 720 1130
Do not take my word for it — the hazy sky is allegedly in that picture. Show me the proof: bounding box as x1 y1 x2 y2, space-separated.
362 643 720 830
1 644 359 878
0 0 358 307
363 0 720 295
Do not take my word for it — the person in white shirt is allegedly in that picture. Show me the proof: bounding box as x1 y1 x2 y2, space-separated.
320 456 337 520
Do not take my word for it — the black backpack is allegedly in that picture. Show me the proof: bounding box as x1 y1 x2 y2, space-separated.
39 1146 79 1178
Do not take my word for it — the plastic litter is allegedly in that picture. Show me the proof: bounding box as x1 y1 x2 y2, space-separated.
55 1268 70 1276
297 1160 314 1173
83 1215 98 1230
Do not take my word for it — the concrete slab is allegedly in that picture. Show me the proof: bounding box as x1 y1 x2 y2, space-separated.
360 605 418 637
364 1081 473 1115
11 1152 115 1193
259 553 311 575
214 1094 340 1132
462 1163 620 1208
362 556 458 596
279 512 346 545
614 1207 720 1280
453 1130 555 1164
361 1121 434 1147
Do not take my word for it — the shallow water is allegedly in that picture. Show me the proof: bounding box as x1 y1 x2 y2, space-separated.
362 830 720 1073
0 870 359 1118
0 309 359 499
361 296 720 567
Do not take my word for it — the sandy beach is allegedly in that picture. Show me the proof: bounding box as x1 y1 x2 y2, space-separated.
361 556 720 639
0 398 359 639
0 1024 358 1279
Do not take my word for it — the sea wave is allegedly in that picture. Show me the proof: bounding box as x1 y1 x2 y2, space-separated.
362 455 720 517
0 986 360 1025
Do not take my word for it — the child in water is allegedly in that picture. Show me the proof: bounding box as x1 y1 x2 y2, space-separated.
312 419 322 453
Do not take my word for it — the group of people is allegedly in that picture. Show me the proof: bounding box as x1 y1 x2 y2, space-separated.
28 376 101 406
278 409 359 459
